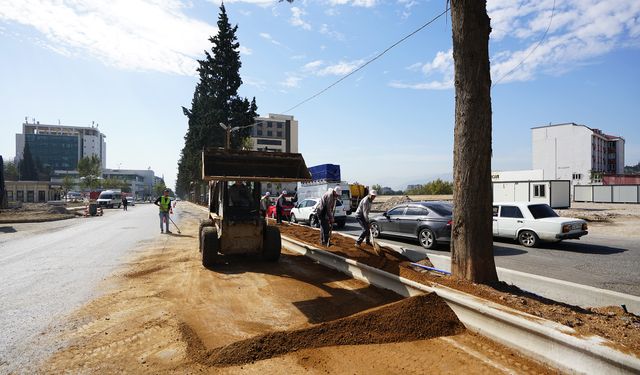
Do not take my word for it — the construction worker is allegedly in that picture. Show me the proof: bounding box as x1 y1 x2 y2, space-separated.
316 186 340 246
275 190 287 224
260 191 271 217
355 190 377 247
154 189 173 234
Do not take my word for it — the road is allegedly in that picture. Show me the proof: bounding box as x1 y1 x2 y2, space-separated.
336 216 640 296
0 203 176 373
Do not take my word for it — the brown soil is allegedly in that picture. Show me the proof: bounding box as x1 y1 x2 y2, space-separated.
187 293 465 367
0 203 78 223
40 203 556 374
275 222 640 356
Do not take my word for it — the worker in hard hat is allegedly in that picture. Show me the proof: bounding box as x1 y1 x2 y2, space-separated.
260 191 271 217
316 186 341 246
275 190 287 224
355 190 377 247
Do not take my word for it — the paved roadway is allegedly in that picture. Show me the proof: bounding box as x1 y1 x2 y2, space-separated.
336 216 640 297
0 203 181 373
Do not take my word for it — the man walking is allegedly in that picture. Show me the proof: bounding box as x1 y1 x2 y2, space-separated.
355 190 377 247
316 186 341 246
121 195 128 211
154 189 173 234
260 191 271 218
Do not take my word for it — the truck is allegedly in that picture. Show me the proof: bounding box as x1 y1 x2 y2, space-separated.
198 148 311 267
296 180 352 214
349 182 368 214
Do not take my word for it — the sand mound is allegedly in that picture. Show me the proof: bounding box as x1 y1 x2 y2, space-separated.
185 293 464 367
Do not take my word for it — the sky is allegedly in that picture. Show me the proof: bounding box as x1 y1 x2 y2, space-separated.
1 0 639 190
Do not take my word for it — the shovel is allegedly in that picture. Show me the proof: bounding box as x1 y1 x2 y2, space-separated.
168 214 182 234
369 224 383 256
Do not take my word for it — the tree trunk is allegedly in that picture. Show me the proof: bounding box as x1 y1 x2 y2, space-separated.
450 0 498 283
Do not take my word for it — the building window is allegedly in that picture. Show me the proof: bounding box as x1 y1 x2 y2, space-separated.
17 191 24 202
257 130 263 136
533 184 546 198
267 122 273 128
7 191 13 201
257 139 283 146
277 123 282 128
38 191 46 202
277 131 283 137
267 131 273 136
572 173 582 180
27 191 35 202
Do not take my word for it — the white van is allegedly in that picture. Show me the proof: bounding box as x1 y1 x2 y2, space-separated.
97 190 123 208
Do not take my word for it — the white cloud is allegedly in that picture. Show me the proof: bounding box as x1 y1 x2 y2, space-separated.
303 60 325 71
0 0 219 76
239 46 253 55
393 0 640 90
282 74 302 88
259 32 282 46
328 0 378 8
290 6 311 30
319 23 345 40
317 60 364 76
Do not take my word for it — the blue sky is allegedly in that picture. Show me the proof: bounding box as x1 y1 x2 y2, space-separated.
1 0 638 190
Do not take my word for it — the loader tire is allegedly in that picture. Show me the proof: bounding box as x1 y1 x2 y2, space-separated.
201 227 220 268
198 218 214 253
263 226 281 262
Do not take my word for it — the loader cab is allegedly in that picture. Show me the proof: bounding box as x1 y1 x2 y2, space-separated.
209 180 262 221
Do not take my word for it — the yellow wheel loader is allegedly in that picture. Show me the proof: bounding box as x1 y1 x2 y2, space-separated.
198 148 311 267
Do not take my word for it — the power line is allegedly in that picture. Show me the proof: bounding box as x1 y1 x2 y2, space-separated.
282 6 450 114
492 0 556 87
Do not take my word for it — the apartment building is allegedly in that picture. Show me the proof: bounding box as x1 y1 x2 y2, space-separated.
250 114 298 153
531 123 625 186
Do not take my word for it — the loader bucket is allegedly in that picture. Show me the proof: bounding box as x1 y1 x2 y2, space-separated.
202 148 313 182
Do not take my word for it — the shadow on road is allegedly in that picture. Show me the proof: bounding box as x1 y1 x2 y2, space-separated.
493 245 528 256
0 226 17 233
542 241 627 255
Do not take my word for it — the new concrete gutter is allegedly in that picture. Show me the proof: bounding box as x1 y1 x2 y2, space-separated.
282 235 640 375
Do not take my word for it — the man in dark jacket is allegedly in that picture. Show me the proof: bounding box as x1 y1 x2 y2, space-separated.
275 190 287 224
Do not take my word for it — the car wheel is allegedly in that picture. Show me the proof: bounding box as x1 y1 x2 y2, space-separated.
370 222 380 238
419 228 437 249
290 213 297 223
518 230 539 247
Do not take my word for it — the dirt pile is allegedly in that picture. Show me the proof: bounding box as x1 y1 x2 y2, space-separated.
276 222 640 356
47 206 69 214
372 195 413 212
0 203 75 223
186 293 464 367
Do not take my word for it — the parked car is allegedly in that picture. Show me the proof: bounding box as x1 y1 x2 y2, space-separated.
290 197 348 228
370 201 452 249
126 196 135 206
64 191 83 202
492 202 588 247
267 196 295 220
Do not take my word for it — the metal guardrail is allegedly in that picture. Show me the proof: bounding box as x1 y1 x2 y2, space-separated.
282 235 640 375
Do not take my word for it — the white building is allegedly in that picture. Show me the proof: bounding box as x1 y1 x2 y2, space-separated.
15 119 107 170
531 123 624 186
250 114 299 153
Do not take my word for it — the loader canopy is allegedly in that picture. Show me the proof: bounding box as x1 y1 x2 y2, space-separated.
202 148 312 182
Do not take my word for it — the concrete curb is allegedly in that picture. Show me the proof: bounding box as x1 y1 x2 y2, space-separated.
281 235 640 375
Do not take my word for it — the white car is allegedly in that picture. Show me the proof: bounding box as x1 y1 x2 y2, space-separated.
290 197 347 228
493 202 588 247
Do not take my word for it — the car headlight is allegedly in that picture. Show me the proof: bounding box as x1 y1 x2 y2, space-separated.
562 224 571 233
582 223 588 231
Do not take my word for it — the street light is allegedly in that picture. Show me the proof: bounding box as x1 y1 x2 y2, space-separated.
219 122 256 150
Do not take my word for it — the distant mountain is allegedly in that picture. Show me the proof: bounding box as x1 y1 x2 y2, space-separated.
386 172 453 191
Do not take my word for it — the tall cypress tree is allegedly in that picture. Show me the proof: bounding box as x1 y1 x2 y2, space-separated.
19 142 38 181
177 3 258 198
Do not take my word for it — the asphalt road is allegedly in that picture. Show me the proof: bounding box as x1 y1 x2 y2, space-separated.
0 203 181 373
336 216 640 297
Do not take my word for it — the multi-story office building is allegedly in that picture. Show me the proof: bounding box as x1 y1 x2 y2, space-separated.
15 120 107 170
101 168 158 198
532 123 625 186
250 114 299 153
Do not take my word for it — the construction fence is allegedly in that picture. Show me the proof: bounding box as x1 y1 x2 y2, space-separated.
574 185 640 204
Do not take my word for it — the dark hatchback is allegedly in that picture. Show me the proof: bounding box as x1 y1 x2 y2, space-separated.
370 201 452 249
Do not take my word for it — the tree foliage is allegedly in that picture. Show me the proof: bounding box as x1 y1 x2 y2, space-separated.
405 179 453 195
153 180 167 197
19 142 39 181
62 175 75 194
3 160 19 181
176 4 258 199
78 155 102 190
624 162 640 174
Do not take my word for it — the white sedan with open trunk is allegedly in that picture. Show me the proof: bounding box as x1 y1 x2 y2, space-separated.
492 202 588 247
